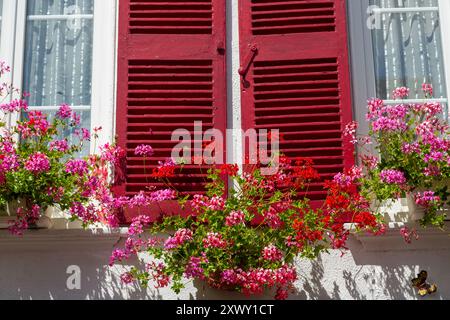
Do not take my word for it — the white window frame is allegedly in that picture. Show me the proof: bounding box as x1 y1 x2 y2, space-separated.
347 1 450 226
348 0 450 136
0 0 118 153
0 0 118 228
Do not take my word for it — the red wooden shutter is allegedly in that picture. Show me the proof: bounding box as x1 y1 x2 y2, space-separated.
239 0 353 203
115 0 227 222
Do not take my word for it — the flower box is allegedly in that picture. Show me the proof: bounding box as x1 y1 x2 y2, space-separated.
0 199 53 230
406 194 426 222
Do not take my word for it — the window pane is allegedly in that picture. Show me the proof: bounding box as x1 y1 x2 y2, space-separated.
370 0 447 101
22 0 94 155
23 0 94 107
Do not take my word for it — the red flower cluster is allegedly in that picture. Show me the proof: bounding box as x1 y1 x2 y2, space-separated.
292 219 324 244
151 158 176 178
292 157 321 188
219 164 239 177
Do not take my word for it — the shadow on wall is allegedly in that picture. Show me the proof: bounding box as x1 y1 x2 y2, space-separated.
0 242 165 300
293 236 450 300
0 235 449 300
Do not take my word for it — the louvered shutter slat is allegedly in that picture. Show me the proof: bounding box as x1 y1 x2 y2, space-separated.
239 0 353 205
115 0 226 222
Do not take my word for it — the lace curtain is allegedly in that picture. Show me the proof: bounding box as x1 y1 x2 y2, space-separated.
23 0 94 153
370 0 447 101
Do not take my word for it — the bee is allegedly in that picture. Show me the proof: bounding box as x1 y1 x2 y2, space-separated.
411 271 437 297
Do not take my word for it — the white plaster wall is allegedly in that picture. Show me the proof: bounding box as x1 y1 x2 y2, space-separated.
226 0 243 168
1 229 450 300
1 0 449 300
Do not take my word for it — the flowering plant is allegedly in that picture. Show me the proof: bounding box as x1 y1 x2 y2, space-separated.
345 85 450 227
111 155 384 299
0 61 123 234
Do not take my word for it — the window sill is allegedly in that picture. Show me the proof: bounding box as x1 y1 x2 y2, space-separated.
352 222 450 251
345 198 450 251
0 227 128 250
0 207 90 230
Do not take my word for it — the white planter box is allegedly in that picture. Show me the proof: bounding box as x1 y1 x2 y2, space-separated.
406 194 426 222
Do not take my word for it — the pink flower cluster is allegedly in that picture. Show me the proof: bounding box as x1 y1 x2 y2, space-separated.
416 119 448 141
343 121 358 144
18 111 49 138
100 143 126 165
120 272 134 284
401 142 421 155
80 128 91 141
367 98 384 120
49 139 69 152
47 186 64 202
56 104 73 119
25 152 51 174
263 207 282 229
134 144 154 157
424 151 444 163
0 99 28 113
424 165 441 177
146 262 170 288
0 146 19 173
421 102 442 116
164 228 193 249
65 159 89 176
422 83 433 97
400 226 419 244
110 248 129 266
0 60 10 76
128 215 153 236
379 169 406 185
149 189 177 202
225 210 245 227
7 205 42 236
392 87 410 100
184 256 206 279
361 154 378 170
220 265 297 298
128 189 177 208
129 191 150 208
385 104 409 119
372 116 407 133
192 195 225 211
414 191 441 208
203 232 227 249
262 245 283 262
333 166 363 187
69 202 98 225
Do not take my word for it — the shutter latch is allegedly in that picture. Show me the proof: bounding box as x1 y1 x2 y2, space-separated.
239 45 258 88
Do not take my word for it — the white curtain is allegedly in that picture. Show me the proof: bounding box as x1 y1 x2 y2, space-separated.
370 0 447 100
23 0 94 154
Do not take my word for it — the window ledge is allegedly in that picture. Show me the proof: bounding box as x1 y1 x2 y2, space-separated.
351 222 450 252
0 227 129 250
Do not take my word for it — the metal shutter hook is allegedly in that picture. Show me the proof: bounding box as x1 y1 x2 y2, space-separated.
239 45 258 88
